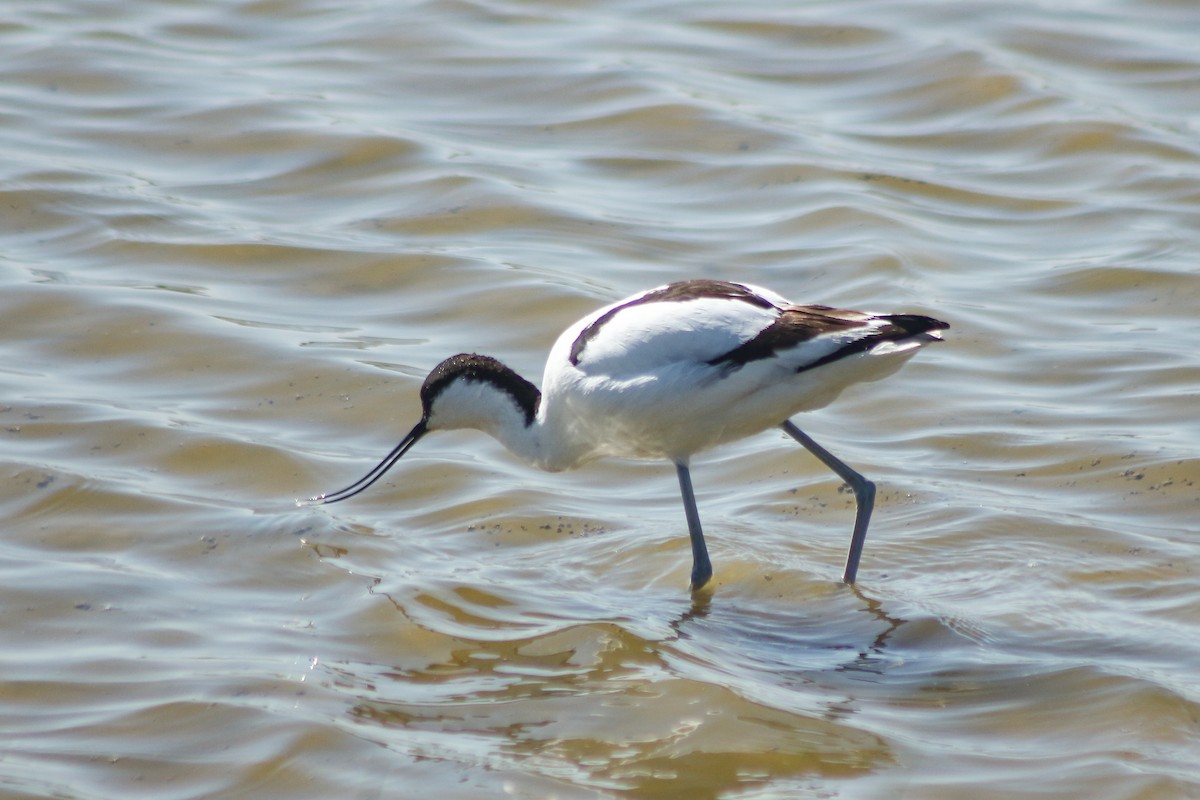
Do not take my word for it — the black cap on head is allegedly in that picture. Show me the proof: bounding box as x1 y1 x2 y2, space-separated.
421 353 541 426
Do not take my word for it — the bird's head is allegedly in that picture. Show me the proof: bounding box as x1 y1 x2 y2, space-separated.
419 353 540 432
299 353 540 506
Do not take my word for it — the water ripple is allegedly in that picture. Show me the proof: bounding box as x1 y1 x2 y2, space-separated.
3 0 1200 796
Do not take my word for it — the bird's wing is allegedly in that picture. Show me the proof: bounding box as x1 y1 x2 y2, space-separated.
713 304 948 374
565 292 780 377
560 279 946 379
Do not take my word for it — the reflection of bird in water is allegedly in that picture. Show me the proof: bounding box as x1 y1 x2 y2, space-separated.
666 583 908 711
304 280 947 591
837 584 908 677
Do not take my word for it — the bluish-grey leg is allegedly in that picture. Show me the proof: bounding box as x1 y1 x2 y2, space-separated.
675 462 713 591
781 420 876 584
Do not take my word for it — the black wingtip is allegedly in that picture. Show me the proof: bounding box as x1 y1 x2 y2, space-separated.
881 314 950 336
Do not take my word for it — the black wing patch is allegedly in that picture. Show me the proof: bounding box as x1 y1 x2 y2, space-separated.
708 309 949 372
705 305 858 370
792 313 950 374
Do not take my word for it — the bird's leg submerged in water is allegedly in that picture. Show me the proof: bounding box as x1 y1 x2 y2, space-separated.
781 420 875 585
674 462 713 591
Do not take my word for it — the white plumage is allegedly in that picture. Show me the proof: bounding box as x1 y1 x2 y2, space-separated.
305 279 948 591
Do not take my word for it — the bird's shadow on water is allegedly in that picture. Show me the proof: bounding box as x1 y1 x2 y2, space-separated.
301 521 908 720
674 583 903 653
302 528 910 797
660 581 909 712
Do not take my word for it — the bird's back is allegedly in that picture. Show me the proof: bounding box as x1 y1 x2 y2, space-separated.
538 280 946 463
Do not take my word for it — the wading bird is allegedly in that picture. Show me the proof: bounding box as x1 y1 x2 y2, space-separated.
304 279 947 591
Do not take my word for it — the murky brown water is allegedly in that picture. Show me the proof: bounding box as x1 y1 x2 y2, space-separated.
2 0 1198 798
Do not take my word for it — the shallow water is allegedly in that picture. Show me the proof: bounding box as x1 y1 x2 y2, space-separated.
2 0 1199 798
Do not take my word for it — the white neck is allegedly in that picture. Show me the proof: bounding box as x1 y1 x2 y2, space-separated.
491 412 590 473
425 374 591 472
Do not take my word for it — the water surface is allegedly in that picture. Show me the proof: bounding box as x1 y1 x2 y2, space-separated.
2 0 1198 798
